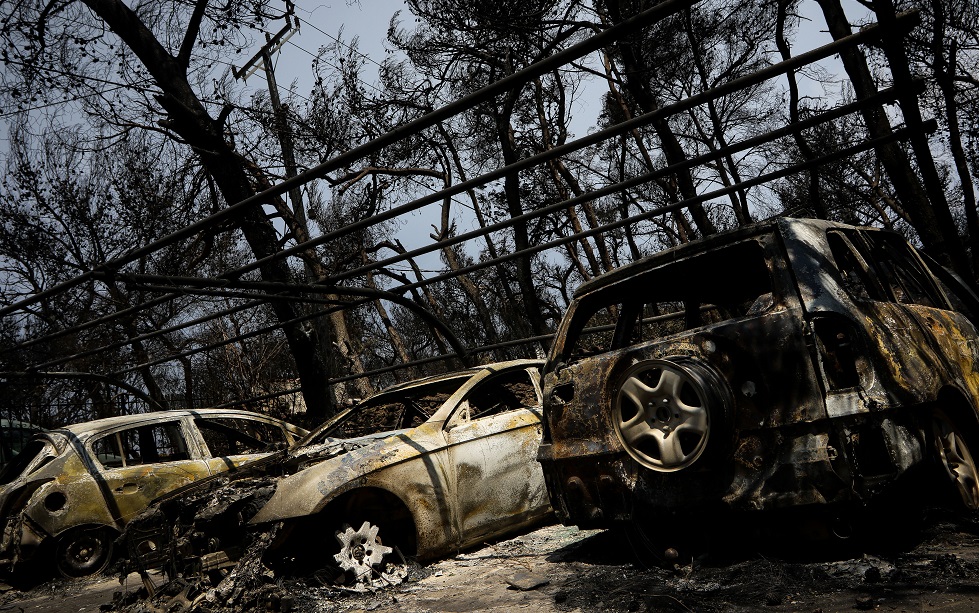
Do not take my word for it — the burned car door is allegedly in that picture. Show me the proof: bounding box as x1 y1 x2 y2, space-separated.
87 419 209 525
443 367 549 546
858 230 979 402
785 223 977 417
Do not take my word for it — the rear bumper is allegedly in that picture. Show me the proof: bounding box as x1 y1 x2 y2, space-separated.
538 425 855 528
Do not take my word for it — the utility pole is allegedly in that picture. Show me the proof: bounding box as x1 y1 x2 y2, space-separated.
233 6 376 405
233 4 310 240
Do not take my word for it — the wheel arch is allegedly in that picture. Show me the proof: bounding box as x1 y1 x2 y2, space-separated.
272 486 419 566
319 487 418 557
932 385 979 444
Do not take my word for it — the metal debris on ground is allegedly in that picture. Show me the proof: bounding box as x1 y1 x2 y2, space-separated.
505 571 550 591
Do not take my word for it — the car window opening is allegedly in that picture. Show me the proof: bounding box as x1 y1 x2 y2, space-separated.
567 239 774 362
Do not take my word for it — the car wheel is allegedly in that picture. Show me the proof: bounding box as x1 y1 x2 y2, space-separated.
613 358 729 472
932 409 979 511
54 526 114 578
333 521 393 583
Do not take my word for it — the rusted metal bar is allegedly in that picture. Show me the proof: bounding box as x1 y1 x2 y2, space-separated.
0 0 701 320
108 102 930 383
233 14 916 283
92 273 471 375
0 18 913 372
0 371 166 411
17 111 931 386
0 11 925 399
21 106 930 379
330 85 914 285
390 121 936 295
23 294 352 373
7 79 911 374
8 299 261 365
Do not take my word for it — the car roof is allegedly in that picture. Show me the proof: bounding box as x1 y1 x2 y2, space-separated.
52 409 292 439
571 218 880 299
303 359 545 441
374 358 544 396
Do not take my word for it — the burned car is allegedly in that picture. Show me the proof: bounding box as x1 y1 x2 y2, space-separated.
538 218 979 554
0 409 307 577
124 360 551 589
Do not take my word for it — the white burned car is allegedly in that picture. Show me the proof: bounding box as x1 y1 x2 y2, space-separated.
124 360 552 585
0 409 307 577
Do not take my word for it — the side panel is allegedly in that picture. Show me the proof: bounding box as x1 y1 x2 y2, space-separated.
444 408 549 547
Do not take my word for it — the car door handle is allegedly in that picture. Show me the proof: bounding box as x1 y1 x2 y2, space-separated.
113 482 140 494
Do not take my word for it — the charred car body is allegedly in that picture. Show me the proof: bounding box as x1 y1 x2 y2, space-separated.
124 360 551 586
538 218 979 551
0 409 307 577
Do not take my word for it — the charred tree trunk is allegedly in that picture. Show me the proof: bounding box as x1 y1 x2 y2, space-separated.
930 0 979 278
776 0 827 219
81 0 335 423
604 1 717 238
815 0 971 280
493 103 551 336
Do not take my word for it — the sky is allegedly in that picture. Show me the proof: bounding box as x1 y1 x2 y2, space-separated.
246 0 868 232
0 0 877 275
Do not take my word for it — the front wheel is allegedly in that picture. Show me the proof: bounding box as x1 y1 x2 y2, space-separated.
54 526 115 578
932 409 979 511
334 521 393 583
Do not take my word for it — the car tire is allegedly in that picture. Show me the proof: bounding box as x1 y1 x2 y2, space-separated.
612 357 731 472
932 408 979 511
54 526 114 578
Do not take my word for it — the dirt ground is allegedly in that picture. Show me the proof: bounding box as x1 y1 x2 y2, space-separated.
4 512 979 613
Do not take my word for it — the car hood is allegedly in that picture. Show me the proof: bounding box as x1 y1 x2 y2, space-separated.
249 424 438 524
128 433 385 530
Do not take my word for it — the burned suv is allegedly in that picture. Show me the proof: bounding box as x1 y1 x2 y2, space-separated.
538 218 979 552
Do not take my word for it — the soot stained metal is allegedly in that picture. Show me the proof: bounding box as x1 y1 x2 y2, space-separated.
539 219 979 550
122 361 552 591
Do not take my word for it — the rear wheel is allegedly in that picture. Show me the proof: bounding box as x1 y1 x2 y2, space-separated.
54 526 114 578
613 358 729 472
932 409 979 511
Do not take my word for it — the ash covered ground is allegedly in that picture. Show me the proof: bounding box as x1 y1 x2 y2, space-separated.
5 511 979 613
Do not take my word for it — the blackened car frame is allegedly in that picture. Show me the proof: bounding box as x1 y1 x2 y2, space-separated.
538 218 979 555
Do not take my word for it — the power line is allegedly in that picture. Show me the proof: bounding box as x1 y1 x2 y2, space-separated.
292 13 388 72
